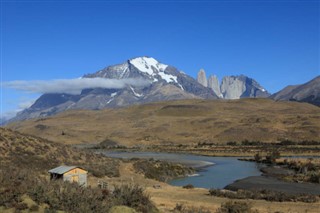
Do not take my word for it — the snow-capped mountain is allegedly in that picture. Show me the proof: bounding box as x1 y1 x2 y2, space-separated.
10 57 217 121
197 69 270 99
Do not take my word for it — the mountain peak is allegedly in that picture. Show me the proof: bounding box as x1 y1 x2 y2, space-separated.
129 56 168 75
197 69 208 87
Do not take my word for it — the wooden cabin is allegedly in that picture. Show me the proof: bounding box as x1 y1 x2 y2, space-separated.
48 166 88 187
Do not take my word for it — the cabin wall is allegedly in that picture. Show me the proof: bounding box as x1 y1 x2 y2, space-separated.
62 168 87 187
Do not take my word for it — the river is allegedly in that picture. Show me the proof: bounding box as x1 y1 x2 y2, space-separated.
101 151 262 189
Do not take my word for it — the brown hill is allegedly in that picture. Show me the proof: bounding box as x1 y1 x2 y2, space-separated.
7 99 320 146
0 127 119 177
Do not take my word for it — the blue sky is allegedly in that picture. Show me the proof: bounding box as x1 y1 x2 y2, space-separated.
1 0 319 119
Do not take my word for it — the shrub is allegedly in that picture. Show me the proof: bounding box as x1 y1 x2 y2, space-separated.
173 203 211 213
309 171 320 183
183 184 194 189
0 166 156 213
254 153 262 162
227 141 237 146
112 184 157 213
265 150 281 164
209 188 318 203
29 204 39 212
132 159 194 182
14 202 28 211
216 200 257 213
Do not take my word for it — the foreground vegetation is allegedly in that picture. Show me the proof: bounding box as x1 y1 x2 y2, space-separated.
0 166 157 213
131 158 194 182
209 188 318 203
0 128 120 178
2 127 320 212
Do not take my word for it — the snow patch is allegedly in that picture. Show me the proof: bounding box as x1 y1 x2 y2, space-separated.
130 57 168 75
158 72 178 83
130 57 182 85
130 86 143 97
178 84 184 90
107 98 114 104
111 92 117 97
120 66 129 78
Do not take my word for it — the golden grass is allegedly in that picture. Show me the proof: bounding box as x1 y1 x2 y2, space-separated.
7 99 320 146
0 127 119 177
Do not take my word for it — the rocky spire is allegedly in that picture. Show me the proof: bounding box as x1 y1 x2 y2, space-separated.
208 75 222 98
197 69 207 87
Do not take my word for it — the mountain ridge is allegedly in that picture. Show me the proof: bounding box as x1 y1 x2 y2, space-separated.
8 56 278 122
270 76 320 106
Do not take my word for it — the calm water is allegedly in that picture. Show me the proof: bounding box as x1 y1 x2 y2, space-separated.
101 151 262 189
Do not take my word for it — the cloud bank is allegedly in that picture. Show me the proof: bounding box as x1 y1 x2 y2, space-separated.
1 99 37 123
2 78 151 95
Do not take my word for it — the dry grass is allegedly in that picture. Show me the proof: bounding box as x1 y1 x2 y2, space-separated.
7 99 320 146
0 127 119 177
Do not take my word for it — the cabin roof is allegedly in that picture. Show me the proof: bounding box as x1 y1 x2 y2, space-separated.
48 166 81 174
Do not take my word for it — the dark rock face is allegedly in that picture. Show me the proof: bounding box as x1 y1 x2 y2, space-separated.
271 76 320 106
11 57 217 122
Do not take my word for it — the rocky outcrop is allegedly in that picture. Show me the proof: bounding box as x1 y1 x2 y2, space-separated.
197 69 207 87
220 76 247 99
220 75 269 99
197 70 269 99
208 75 222 98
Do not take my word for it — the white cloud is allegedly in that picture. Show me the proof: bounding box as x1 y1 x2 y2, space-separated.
1 111 18 122
1 99 36 123
18 100 36 110
2 78 151 95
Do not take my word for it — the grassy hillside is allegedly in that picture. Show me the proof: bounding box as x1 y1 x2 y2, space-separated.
0 127 119 177
8 99 320 146
0 128 160 213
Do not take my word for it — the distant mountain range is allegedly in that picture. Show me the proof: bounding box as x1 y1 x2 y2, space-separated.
270 76 320 106
7 57 319 122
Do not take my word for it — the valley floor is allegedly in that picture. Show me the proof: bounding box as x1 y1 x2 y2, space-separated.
94 162 320 213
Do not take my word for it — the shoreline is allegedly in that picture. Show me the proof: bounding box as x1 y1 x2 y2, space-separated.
100 149 320 195
224 175 320 195
86 145 320 158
